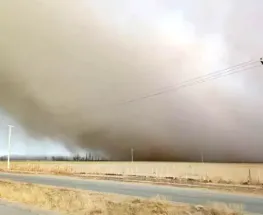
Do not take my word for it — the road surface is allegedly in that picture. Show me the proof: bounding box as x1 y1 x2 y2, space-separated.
0 172 262 214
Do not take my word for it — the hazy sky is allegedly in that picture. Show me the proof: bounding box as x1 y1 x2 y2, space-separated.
0 110 70 156
0 0 263 161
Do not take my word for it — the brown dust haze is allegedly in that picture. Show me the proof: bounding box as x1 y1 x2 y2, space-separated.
0 0 263 161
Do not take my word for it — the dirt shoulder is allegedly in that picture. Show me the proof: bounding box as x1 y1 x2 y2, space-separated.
75 173 263 196
2 168 263 196
0 179 244 215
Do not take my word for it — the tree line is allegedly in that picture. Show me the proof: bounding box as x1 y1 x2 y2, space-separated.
52 153 107 161
0 153 108 162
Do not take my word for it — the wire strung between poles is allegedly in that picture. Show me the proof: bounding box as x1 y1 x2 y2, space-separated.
119 58 263 105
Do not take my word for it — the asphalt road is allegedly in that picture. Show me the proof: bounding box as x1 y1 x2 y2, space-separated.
0 172 262 214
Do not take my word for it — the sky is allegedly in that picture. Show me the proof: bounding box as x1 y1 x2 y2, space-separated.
0 0 263 161
0 110 70 156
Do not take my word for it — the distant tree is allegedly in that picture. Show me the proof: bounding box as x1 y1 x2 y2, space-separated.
52 156 69 161
73 154 80 161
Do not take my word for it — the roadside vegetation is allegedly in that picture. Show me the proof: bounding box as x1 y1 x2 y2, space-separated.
1 161 263 195
0 179 244 215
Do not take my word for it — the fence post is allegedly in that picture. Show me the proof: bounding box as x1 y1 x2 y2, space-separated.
248 168 252 184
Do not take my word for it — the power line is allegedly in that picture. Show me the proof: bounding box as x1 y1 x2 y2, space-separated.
126 59 258 103
171 64 260 90
169 60 258 87
150 59 258 94
120 58 262 104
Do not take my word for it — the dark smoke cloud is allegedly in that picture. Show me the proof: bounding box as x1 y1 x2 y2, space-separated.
0 0 263 161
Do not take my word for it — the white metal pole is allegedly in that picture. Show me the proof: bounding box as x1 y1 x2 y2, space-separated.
7 125 14 170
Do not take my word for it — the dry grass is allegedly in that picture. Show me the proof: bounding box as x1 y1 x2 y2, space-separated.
4 163 74 175
0 179 244 215
1 161 263 186
0 161 263 190
1 162 263 183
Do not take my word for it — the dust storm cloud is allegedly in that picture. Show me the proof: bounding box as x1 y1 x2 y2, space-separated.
0 0 263 161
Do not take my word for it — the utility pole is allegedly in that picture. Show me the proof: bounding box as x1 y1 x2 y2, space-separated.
131 148 134 162
7 125 14 170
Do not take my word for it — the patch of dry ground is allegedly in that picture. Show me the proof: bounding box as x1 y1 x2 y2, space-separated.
0 179 243 215
1 161 263 185
1 161 263 195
